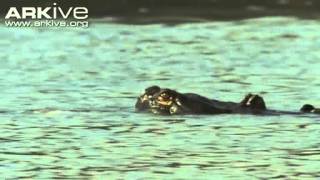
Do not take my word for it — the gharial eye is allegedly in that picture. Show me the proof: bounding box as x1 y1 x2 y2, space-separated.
160 93 170 100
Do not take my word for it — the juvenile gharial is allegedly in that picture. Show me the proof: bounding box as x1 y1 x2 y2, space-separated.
135 86 319 115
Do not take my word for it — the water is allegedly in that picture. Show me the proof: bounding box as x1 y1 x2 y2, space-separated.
1 17 320 179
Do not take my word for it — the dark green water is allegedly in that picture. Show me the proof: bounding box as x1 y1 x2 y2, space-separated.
1 17 320 179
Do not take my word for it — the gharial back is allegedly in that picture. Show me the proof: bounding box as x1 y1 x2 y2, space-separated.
175 93 232 114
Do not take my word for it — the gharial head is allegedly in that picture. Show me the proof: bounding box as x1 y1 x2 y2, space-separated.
135 85 161 111
149 88 181 114
300 104 315 113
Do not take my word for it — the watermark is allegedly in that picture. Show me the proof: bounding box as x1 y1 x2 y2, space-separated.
4 2 89 28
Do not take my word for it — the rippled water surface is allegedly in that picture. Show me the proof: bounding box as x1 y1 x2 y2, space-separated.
1 17 320 179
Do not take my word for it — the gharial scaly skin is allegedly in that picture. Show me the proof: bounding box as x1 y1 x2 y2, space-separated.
135 86 320 115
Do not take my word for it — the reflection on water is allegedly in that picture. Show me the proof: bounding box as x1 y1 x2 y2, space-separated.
1 17 320 179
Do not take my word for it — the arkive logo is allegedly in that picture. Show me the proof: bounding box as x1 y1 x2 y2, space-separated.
5 2 88 20
5 2 89 28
